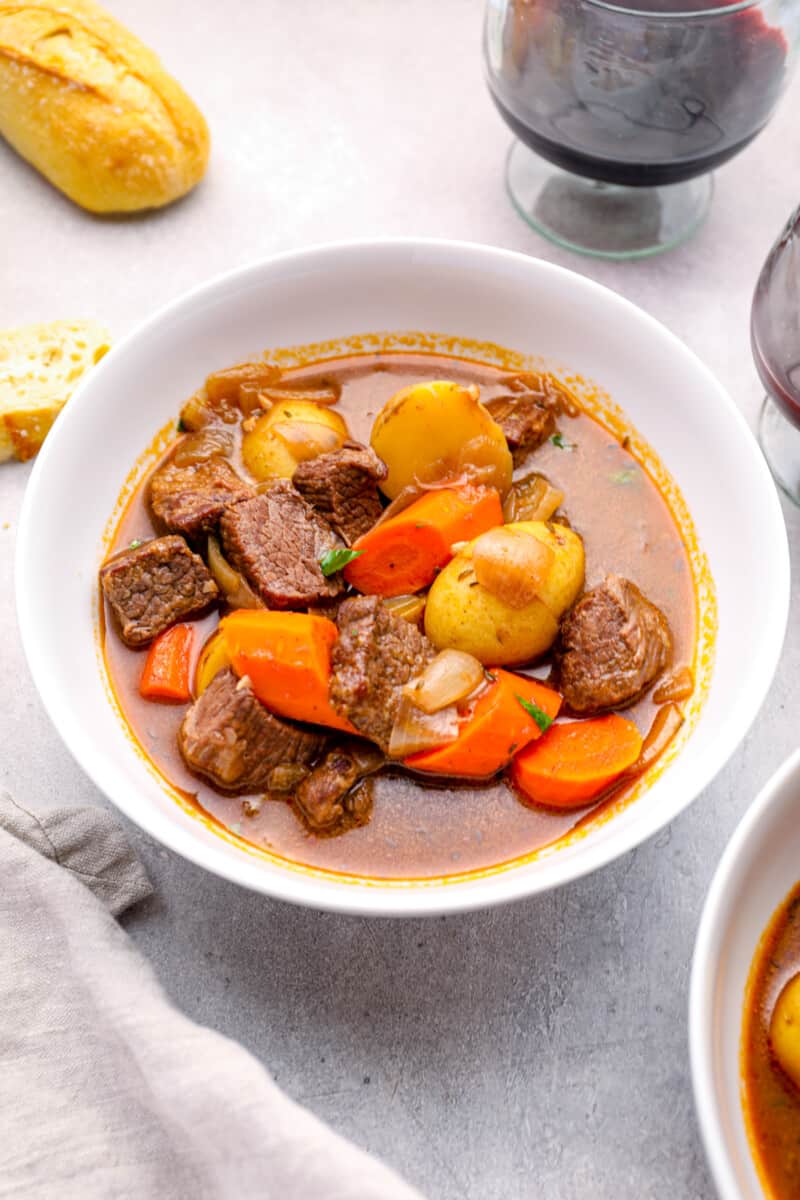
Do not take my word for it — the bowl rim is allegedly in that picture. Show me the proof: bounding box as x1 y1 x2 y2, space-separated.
15 236 791 915
689 746 800 1200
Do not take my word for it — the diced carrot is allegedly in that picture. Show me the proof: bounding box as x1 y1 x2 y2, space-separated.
139 623 195 703
221 610 356 733
405 669 561 778
344 486 503 598
510 714 643 809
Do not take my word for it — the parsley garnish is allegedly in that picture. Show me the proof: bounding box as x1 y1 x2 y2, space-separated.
319 547 363 576
129 538 144 550
550 433 574 451
515 694 553 733
611 468 637 485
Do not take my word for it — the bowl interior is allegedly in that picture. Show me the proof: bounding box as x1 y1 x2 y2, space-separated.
15 240 789 914
691 749 800 1200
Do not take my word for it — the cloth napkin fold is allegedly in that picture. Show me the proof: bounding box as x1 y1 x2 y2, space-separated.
0 791 424 1200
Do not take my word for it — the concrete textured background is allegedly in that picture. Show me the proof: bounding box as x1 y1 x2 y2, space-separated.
1 2 799 1196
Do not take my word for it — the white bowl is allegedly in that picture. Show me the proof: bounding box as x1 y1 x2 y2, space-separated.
15 239 789 915
691 749 800 1198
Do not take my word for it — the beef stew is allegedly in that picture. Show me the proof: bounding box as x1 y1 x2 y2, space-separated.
100 345 698 880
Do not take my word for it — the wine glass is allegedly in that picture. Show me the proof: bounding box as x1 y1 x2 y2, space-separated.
484 0 798 260
752 204 800 503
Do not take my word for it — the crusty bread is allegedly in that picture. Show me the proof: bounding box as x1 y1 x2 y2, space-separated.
0 0 209 212
0 319 111 461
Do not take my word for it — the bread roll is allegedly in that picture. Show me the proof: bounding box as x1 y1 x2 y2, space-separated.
0 319 111 461
0 0 209 212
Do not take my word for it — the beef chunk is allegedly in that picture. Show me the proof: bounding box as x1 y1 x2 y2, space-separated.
294 741 384 832
149 457 254 539
556 575 672 714
220 482 344 609
330 595 436 751
486 394 556 464
179 668 326 792
100 535 218 647
293 442 387 545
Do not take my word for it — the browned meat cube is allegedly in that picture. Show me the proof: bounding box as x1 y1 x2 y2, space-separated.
294 741 384 832
293 442 387 545
220 482 344 609
149 457 254 539
556 574 672 714
100 535 218 647
329 595 436 751
179 668 326 793
486 394 556 465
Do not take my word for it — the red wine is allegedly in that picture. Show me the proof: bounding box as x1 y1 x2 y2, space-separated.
485 0 788 188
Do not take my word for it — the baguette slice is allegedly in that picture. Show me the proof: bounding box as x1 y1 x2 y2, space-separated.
0 319 111 462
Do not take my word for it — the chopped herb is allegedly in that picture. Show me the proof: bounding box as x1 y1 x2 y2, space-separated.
611 468 637 485
319 547 363 576
415 522 427 529
177 417 188 433
515 694 553 733
468 580 480 587
550 433 574 451
129 538 144 549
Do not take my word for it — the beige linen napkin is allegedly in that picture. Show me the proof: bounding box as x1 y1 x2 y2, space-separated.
0 791 424 1200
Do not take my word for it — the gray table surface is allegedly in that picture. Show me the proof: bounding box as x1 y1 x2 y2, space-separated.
2 2 799 1196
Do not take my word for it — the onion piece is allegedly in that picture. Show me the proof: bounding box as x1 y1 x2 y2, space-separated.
503 473 564 523
404 650 485 714
258 384 341 407
384 594 426 625
652 666 694 704
624 703 684 778
271 420 343 462
207 535 263 609
205 361 282 403
195 629 231 696
179 391 217 432
387 695 460 759
471 526 555 609
171 426 234 467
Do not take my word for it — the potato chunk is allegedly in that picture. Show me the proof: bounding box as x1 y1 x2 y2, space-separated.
770 972 800 1089
370 380 513 500
424 521 584 666
241 401 349 481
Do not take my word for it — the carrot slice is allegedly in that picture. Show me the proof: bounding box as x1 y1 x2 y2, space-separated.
344 486 503 598
221 610 356 733
405 669 561 778
510 714 643 809
140 623 195 703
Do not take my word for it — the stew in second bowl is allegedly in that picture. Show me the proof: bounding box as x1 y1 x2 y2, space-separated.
742 880 800 1197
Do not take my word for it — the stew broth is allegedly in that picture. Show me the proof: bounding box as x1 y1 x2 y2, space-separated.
103 350 696 879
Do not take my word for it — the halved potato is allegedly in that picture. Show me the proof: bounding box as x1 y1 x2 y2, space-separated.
370 380 513 499
770 972 800 1089
424 520 584 666
241 400 349 481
